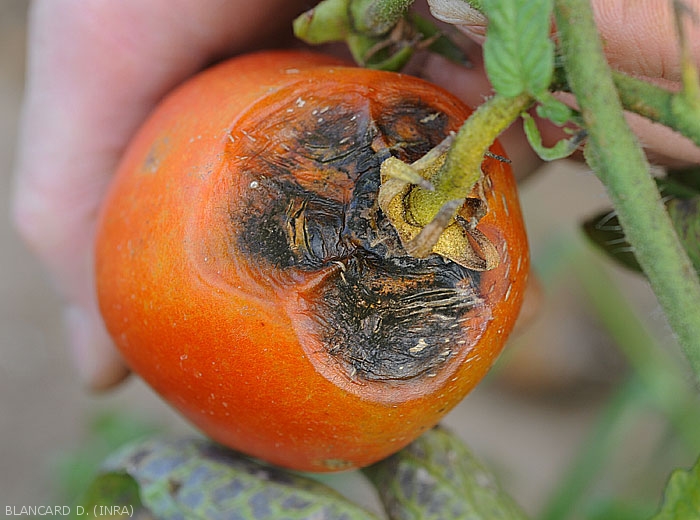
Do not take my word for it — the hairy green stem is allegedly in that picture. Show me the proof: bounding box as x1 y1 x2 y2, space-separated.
407 92 532 225
554 0 700 381
612 71 700 147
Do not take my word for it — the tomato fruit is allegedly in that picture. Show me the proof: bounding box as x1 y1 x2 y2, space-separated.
95 50 529 472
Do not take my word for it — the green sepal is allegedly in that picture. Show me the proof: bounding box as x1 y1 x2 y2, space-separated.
294 0 467 71
346 32 415 71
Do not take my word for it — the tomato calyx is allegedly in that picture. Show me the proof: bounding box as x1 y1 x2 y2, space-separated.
378 136 501 271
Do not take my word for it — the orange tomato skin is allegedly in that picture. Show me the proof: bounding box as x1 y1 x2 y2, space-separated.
95 50 529 472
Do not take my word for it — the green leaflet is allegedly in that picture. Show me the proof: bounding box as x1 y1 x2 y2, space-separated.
651 455 700 520
80 437 380 520
482 0 554 97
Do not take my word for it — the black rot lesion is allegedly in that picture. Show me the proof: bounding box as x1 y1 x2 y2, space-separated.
233 95 483 382
314 254 482 381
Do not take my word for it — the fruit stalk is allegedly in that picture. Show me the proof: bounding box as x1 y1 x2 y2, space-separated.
404 92 532 226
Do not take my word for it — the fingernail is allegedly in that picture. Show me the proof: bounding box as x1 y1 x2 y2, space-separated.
64 306 129 391
427 0 488 43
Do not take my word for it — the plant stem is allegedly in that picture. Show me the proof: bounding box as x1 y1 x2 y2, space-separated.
407 92 532 225
554 0 700 381
612 71 700 147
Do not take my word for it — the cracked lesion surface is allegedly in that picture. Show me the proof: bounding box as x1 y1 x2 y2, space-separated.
227 84 486 382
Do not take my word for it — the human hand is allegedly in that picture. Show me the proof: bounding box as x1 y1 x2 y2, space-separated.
423 0 700 168
12 0 308 390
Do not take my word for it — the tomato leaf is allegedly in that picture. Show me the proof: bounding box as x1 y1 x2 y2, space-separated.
481 0 554 97
650 456 700 520
82 437 380 520
363 426 529 520
583 209 642 274
584 172 700 276
667 196 700 276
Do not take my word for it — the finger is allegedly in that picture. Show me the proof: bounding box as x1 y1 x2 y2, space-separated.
592 0 700 84
562 1 700 165
589 1 700 164
433 0 700 83
12 0 307 389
